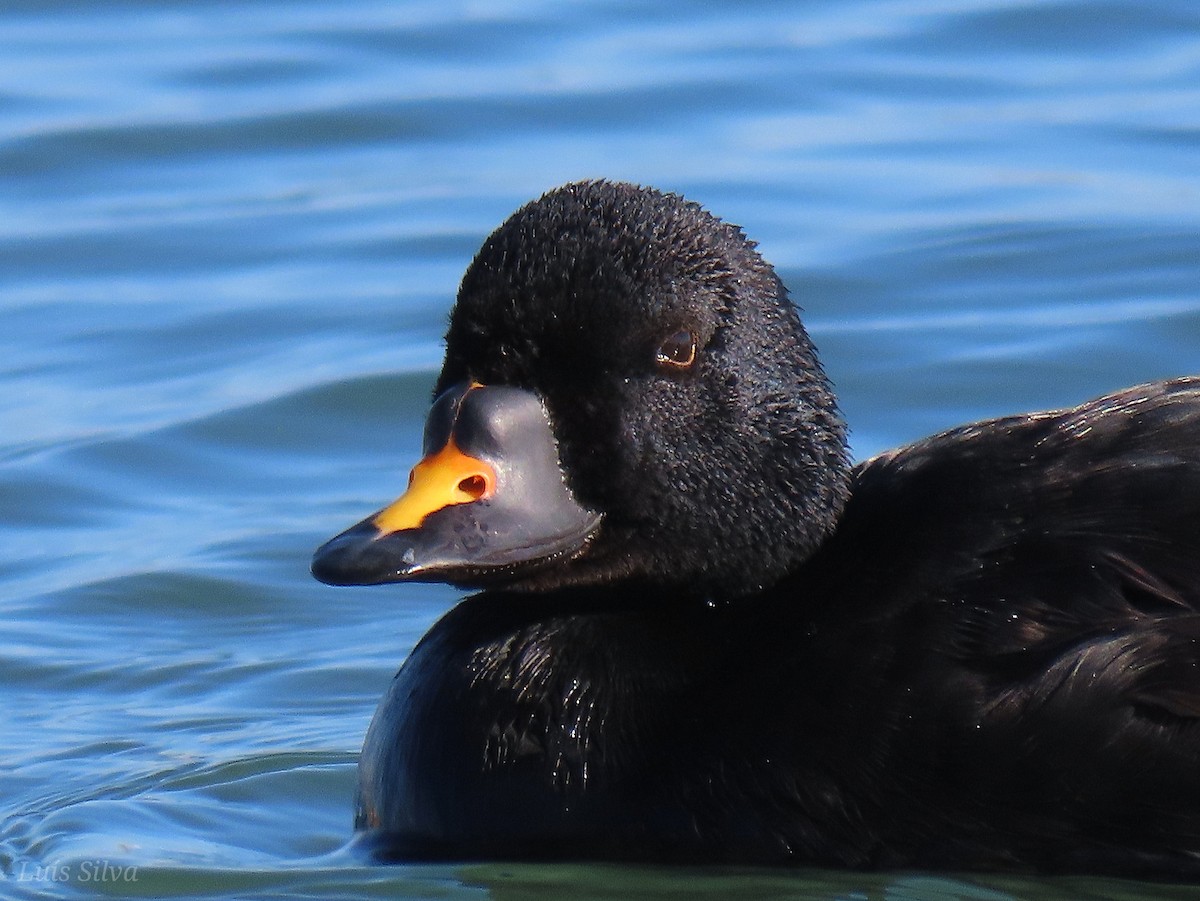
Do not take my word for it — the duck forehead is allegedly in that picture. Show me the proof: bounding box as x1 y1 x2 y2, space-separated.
457 264 717 381
445 182 761 393
547 269 713 345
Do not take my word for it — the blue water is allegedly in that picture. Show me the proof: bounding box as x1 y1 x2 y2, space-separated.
3 1 1200 898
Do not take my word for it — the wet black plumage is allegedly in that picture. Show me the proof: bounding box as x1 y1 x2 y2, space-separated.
317 181 1200 877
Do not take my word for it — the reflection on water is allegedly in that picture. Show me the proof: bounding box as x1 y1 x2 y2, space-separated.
2 1 1199 898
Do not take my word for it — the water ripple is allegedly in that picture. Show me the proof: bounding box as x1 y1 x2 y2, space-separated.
3 0 1199 898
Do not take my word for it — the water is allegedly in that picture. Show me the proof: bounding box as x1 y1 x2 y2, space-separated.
3 1 1200 898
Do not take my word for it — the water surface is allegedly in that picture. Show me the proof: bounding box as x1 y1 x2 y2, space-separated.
3 1 1200 898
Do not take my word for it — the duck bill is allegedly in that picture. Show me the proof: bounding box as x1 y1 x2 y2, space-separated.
311 383 601 588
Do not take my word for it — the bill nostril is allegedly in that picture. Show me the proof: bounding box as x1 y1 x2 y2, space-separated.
458 474 490 499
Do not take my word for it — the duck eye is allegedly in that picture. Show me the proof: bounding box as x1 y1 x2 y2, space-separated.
655 330 697 372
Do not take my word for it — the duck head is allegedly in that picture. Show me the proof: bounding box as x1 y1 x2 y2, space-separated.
312 181 850 598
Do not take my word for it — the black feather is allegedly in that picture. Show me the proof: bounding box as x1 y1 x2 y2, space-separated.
347 183 1200 876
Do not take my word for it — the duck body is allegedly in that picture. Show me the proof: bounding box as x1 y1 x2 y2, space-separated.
314 181 1200 876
